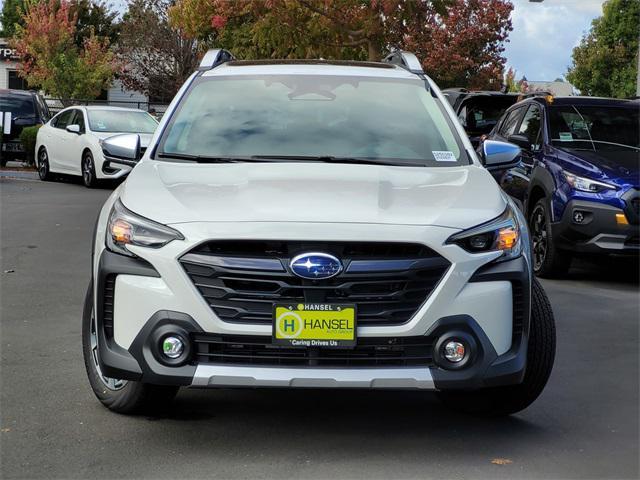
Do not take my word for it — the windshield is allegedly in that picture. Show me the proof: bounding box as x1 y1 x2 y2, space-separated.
458 96 518 134
158 75 467 166
548 105 640 151
0 95 36 118
87 110 158 134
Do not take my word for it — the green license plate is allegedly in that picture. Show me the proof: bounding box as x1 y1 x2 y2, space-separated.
273 303 356 348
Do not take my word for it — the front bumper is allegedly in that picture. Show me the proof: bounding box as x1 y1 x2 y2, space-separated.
552 199 639 254
93 246 531 391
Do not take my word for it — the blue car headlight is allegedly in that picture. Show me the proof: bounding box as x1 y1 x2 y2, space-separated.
563 170 617 193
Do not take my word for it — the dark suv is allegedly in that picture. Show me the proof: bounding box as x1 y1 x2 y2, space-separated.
0 89 51 166
479 96 639 277
443 89 521 147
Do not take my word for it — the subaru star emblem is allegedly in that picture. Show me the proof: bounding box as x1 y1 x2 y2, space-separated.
289 252 342 280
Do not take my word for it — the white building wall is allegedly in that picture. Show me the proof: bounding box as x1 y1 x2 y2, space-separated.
107 79 148 108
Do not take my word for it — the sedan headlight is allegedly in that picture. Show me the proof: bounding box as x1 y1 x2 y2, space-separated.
106 199 184 257
563 170 616 193
447 203 523 263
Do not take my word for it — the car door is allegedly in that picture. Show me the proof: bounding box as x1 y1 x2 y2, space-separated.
500 104 543 207
64 109 87 174
46 109 74 171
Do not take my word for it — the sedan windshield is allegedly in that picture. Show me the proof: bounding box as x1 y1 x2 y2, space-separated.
88 110 158 134
549 105 640 151
158 74 467 166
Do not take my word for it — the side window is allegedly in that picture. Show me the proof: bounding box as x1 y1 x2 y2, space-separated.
499 107 524 137
72 110 86 133
517 105 542 149
53 110 73 129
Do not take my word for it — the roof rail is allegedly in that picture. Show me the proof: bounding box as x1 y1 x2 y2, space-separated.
382 51 424 74
198 49 235 71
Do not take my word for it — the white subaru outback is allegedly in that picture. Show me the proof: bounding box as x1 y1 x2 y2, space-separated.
83 50 555 416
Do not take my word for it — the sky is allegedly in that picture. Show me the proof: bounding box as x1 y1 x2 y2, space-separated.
504 0 606 82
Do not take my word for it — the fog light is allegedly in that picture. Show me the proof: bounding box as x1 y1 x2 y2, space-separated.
162 336 184 359
444 340 466 363
573 210 586 224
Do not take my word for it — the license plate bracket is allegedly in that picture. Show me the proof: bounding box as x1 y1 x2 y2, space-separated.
273 303 356 348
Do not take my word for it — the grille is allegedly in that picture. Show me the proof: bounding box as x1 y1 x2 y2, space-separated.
103 274 116 339
192 334 434 367
180 241 450 327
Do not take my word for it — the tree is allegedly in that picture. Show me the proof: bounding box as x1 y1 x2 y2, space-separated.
72 0 120 47
0 0 27 37
567 0 639 98
12 0 117 103
168 0 512 90
117 0 202 102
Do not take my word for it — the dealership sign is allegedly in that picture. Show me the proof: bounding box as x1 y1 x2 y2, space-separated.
0 43 19 61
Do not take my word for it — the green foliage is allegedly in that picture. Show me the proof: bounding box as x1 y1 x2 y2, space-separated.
13 0 117 102
567 0 639 98
19 125 40 165
0 0 27 37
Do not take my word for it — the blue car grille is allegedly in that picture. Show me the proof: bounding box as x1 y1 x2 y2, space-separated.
180 241 450 327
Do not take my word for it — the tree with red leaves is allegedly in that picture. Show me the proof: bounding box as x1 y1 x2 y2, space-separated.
169 0 513 90
12 0 116 102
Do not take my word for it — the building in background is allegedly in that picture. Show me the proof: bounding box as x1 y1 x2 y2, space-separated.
0 38 25 90
527 80 575 96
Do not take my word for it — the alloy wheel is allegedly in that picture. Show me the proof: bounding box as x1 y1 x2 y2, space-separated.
38 150 49 180
83 156 93 186
90 310 127 391
531 204 548 272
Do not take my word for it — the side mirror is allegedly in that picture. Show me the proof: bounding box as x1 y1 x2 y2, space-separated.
66 124 81 134
482 140 521 171
507 134 532 151
101 134 142 167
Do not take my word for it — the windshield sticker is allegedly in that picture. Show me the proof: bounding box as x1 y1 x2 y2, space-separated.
558 132 573 142
432 151 457 162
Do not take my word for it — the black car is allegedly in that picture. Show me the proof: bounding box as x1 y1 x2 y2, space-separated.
0 89 51 166
478 95 639 277
443 89 521 147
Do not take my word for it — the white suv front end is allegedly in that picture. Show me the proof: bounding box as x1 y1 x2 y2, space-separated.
83 50 555 416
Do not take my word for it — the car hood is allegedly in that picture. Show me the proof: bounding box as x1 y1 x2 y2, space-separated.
119 161 506 229
554 147 639 188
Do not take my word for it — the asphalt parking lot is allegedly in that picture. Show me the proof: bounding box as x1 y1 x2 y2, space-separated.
1 177 638 480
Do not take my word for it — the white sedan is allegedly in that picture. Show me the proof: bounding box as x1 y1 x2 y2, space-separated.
35 106 158 187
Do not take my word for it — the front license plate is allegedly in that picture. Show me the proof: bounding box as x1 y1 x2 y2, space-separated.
273 303 356 348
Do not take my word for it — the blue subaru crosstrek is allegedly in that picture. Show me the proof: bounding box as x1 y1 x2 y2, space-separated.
478 96 639 277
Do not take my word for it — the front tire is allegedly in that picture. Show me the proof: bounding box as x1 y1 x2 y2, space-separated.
82 281 178 414
437 278 556 416
529 199 571 278
82 151 98 188
37 147 53 181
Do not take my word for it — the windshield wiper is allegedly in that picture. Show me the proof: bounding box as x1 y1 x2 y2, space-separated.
156 152 274 163
157 152 426 166
251 155 425 167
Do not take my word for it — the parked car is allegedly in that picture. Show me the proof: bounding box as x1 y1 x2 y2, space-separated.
443 89 522 148
84 49 556 417
478 96 639 277
0 89 50 166
35 106 158 187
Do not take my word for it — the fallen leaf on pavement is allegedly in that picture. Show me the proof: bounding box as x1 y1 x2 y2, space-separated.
491 458 513 465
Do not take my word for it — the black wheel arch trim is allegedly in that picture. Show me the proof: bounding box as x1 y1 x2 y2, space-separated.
525 165 555 219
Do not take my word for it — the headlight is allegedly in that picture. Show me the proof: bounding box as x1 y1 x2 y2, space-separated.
447 204 523 263
106 199 184 257
563 170 616 193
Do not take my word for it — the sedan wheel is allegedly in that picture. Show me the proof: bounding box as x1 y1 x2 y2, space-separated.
82 153 97 188
38 148 52 181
